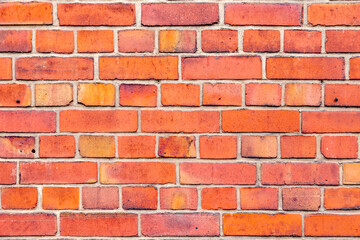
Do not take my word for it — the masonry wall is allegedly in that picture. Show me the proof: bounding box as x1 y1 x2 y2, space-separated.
0 0 360 238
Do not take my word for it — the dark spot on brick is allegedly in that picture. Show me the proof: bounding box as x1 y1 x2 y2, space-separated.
31 149 36 153
334 97 338 102
16 99 20 104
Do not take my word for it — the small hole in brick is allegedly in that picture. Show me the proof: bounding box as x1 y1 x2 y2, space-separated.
195 227 198 229
334 97 338 102
16 99 20 104
31 149 36 153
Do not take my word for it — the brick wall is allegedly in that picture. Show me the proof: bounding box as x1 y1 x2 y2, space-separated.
0 0 360 238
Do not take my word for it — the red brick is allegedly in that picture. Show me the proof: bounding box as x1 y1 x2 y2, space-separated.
60 110 137 133
1 187 37 209
82 187 119 209
0 162 16 184
39 135 75 158
225 3 302 26
0 2 52 25
203 83 242 106
302 111 360 133
159 136 196 158
35 84 73 106
223 214 302 236
0 58 12 80
78 83 115 106
160 188 197 210
36 30 74 53
326 30 360 53
42 187 79 210
119 84 157 107
100 162 175 184
122 187 157 210
77 30 113 53
285 83 321 106
325 84 360 106
182 56 262 80
222 110 299 133
58 4 135 26
245 83 281 106
78 135 115 158
118 30 154 53
16 57 93 80
161 84 200 106
142 3 218 26
325 188 360 210
321 136 358 159
200 136 237 159
343 163 360 184
202 187 237 210
350 57 360 79
118 136 156 158
305 214 360 236
308 3 360 26
243 30 280 52
20 162 97 184
0 136 34 158
240 188 278 210
141 213 219 236
141 110 219 133
0 111 56 133
262 162 339 185
202 30 237 53
282 188 320 211
284 30 322 53
0 30 31 52
100 56 178 80
241 135 277 158
180 162 256 185
159 30 196 53
0 214 56 236
60 213 137 237
267 57 344 79
0 84 30 107
281 136 316 158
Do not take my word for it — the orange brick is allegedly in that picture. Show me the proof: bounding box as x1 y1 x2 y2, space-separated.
159 30 196 53
16 57 93 80
0 84 30 107
78 83 115 106
82 187 119 209
284 30 321 53
202 187 237 210
325 188 360 210
223 110 299 133
326 30 360 53
281 136 317 158
245 83 281 106
0 2 52 25
325 84 360 106
39 135 75 158
42 187 79 210
180 162 256 185
142 110 219 133
122 187 157 210
119 84 157 107
182 56 262 80
158 136 196 158
225 3 302 26
1 187 37 209
0 58 12 80
223 214 302 236
100 56 178 80
78 135 115 158
200 136 237 159
282 188 320 211
267 57 344 79
0 136 34 158
203 83 242 106
60 110 137 133
20 162 97 184
35 84 73 106
343 163 360 184
202 30 237 53
321 136 358 159
350 57 360 79
118 30 154 53
161 83 200 106
160 187 197 210
77 30 113 53
36 30 74 53
240 188 278 210
285 83 321 106
100 162 175 184
0 30 31 52
243 30 280 52
58 3 135 26
0 162 16 184
118 136 156 158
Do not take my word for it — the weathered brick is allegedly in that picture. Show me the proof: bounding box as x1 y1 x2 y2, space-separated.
39 135 75 158
350 57 360 79
203 83 242 106
325 188 360 210
282 188 320 211
281 136 317 158
82 187 119 209
158 136 196 158
118 136 156 158
200 136 237 159
36 30 74 53
202 187 237 210
321 136 358 159
35 84 73 106
42 187 79 210
0 84 30 107
122 187 157 210
0 162 16 184
325 84 360 106
202 30 237 53
0 136 34 158
1 187 37 209
240 188 278 210
119 84 157 107
243 30 280 52
0 58 12 80
77 30 113 53
326 30 360 53
118 30 154 53
343 163 360 184
159 30 196 53
160 187 197 210
78 83 115 106
285 83 321 106
161 83 200 106
245 83 281 106
0 30 31 52
78 135 115 158
284 30 321 53
241 135 277 158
